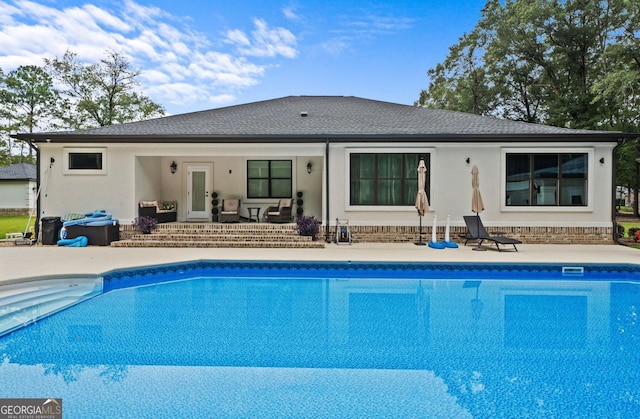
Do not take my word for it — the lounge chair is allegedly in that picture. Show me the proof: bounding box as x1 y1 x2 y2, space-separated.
463 215 521 252
219 199 241 223
267 198 294 223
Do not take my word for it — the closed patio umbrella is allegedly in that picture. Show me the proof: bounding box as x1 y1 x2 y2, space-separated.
415 159 429 245
471 165 486 251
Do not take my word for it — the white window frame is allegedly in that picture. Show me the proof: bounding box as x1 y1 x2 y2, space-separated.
63 147 107 175
500 147 593 212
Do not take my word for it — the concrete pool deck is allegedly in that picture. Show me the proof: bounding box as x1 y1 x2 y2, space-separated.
0 243 638 284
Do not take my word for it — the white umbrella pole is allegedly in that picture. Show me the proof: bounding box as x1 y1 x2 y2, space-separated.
431 215 437 243
443 215 459 248
428 215 445 249
445 215 451 242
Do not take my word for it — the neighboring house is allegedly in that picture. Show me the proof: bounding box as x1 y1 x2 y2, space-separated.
0 163 37 215
13 96 627 243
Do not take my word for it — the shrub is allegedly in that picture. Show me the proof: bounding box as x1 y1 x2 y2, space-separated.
295 215 321 240
133 216 158 233
616 223 625 238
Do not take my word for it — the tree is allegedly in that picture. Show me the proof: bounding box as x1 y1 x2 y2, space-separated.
0 65 56 163
0 67 10 165
418 0 640 213
416 30 493 115
418 0 636 130
45 50 164 129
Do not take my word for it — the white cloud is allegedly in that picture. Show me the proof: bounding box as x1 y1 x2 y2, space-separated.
321 39 351 56
121 0 168 26
226 29 251 47
225 18 297 58
0 1 21 25
146 82 208 107
139 69 171 84
80 4 131 32
321 11 414 55
0 0 298 113
283 5 300 21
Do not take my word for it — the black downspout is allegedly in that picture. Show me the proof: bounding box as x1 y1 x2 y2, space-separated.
325 138 331 242
35 146 41 242
612 137 627 243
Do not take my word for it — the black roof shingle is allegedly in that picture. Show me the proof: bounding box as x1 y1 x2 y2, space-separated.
14 96 623 143
0 163 36 180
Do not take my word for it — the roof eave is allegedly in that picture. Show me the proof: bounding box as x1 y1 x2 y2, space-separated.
14 132 628 144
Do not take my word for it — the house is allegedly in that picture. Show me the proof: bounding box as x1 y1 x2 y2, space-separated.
0 163 36 215
13 96 626 243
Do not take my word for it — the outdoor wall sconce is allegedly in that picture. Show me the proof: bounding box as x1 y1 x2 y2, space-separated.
466 157 470 164
599 157 605 164
170 161 177 174
307 161 312 174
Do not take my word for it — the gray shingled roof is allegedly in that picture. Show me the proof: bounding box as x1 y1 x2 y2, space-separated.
14 96 623 143
0 163 36 180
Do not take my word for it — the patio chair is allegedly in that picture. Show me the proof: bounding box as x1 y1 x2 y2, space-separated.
463 215 521 252
219 199 241 223
267 198 294 223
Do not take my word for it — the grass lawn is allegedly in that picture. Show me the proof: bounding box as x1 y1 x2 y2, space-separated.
618 221 639 235
615 211 640 248
0 215 36 240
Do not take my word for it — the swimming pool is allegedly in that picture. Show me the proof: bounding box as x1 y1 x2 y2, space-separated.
1 261 639 418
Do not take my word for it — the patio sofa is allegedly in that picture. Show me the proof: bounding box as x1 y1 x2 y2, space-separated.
138 200 177 223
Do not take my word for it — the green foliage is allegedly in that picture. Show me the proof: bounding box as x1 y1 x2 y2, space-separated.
417 30 493 115
616 140 639 189
44 50 165 129
0 65 58 160
418 0 640 132
0 215 36 239
0 49 166 163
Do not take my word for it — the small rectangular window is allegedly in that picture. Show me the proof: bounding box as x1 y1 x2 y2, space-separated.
69 152 103 170
63 148 107 175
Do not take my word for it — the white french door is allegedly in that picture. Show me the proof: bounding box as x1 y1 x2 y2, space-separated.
186 164 212 220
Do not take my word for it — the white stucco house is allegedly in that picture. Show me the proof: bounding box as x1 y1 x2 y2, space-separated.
13 96 626 243
0 163 36 215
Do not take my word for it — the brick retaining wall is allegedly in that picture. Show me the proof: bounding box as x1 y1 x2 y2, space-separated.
0 208 31 216
121 223 615 245
324 225 615 245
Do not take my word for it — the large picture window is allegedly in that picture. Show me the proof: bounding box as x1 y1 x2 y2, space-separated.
350 153 429 206
506 153 587 206
247 160 292 198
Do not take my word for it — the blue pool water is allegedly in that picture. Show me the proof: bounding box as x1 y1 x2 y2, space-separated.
1 261 640 418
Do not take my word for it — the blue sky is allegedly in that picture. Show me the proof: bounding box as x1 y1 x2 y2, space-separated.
0 0 487 115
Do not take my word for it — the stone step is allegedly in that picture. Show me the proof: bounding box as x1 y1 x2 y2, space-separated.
152 223 297 231
128 233 314 242
111 240 325 248
115 222 324 248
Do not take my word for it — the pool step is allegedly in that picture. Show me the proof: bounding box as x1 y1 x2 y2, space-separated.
0 277 102 337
